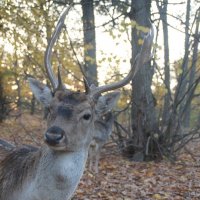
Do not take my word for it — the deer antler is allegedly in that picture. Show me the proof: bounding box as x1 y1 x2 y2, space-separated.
44 4 74 90
45 5 154 97
90 26 154 97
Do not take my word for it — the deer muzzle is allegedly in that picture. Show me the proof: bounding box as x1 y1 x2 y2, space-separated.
45 126 65 146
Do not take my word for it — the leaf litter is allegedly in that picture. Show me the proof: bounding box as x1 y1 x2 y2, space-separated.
0 113 200 200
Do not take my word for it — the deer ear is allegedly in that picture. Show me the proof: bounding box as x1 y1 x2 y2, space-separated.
28 77 52 107
95 91 120 115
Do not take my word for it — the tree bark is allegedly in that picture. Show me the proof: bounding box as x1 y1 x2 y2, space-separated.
183 10 200 126
30 95 36 115
156 0 171 126
0 73 6 123
15 73 22 112
130 0 157 161
175 0 191 126
81 0 98 86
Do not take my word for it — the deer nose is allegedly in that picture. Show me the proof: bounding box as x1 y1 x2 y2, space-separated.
45 126 65 146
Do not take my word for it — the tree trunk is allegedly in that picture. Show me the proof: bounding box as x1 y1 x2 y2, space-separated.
0 73 6 123
183 10 200 126
81 0 98 86
130 0 157 161
156 0 171 126
175 0 191 126
15 76 22 112
30 95 36 115
13 59 22 113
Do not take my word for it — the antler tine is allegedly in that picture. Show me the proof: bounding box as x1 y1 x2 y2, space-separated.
83 77 91 94
67 31 90 93
57 64 65 90
90 24 154 97
44 4 74 90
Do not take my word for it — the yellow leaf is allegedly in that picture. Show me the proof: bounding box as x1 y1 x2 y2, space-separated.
152 194 163 200
152 193 168 200
138 38 144 45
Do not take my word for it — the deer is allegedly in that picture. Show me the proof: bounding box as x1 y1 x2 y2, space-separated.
88 111 114 174
0 4 154 200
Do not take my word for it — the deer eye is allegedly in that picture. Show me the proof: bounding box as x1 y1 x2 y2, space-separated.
83 113 91 121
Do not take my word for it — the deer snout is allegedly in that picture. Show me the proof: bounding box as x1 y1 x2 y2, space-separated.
45 126 65 146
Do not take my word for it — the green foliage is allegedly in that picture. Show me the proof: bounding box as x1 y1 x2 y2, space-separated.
0 0 83 110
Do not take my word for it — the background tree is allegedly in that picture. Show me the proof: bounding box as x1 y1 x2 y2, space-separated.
81 0 97 85
129 0 158 161
156 0 171 126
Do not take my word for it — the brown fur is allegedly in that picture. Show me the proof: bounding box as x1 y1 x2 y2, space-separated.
55 90 88 105
0 139 14 162
0 148 9 162
0 146 40 199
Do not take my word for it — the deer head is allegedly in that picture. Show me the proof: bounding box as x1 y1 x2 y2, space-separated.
28 5 153 153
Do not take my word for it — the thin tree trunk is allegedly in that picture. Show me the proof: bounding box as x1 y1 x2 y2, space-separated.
81 0 98 85
156 0 171 125
30 95 36 115
175 0 191 126
0 50 6 122
15 74 22 112
183 10 200 126
13 58 22 113
0 73 5 123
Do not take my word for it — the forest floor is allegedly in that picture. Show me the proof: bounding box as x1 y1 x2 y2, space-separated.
0 112 200 200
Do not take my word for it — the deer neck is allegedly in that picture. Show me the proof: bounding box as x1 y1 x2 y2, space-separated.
10 146 88 200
